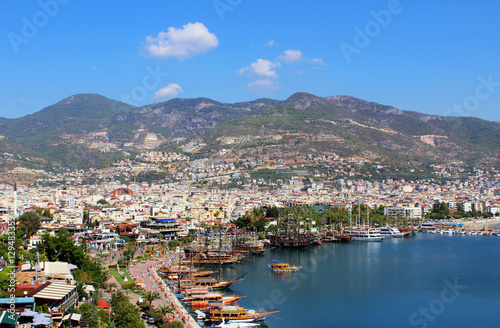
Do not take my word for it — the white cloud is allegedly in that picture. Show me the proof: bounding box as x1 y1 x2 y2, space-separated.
154 83 183 101
143 22 219 60
239 59 281 79
278 49 303 63
266 40 278 47
310 58 326 65
246 78 280 91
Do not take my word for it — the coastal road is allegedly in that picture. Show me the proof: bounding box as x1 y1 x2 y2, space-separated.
128 256 170 308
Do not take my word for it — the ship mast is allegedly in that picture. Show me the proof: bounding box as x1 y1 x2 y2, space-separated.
218 225 222 280
367 204 370 228
349 202 352 228
358 203 361 227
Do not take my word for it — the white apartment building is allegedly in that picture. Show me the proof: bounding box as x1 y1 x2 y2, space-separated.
384 206 422 220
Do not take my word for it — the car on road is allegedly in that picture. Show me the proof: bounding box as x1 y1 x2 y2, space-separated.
147 317 155 324
141 313 149 320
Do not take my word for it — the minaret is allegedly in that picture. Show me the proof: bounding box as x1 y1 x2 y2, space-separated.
13 182 17 219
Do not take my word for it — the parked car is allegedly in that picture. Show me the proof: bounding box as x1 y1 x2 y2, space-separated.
141 313 149 319
147 317 155 324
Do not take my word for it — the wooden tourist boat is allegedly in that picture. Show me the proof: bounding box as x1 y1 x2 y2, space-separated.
207 321 260 327
203 304 278 323
182 286 244 307
183 252 240 266
176 271 249 292
159 266 216 280
177 278 236 291
269 234 310 248
233 241 265 255
268 259 301 272
310 237 322 245
333 232 351 242
183 293 243 307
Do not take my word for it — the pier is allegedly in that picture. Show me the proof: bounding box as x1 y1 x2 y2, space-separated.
148 263 201 328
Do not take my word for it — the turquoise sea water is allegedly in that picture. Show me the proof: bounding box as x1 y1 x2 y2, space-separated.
214 234 500 328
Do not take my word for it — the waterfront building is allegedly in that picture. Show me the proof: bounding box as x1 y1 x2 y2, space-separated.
141 216 182 240
383 206 422 220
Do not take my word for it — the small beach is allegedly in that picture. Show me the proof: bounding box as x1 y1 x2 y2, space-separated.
463 219 500 231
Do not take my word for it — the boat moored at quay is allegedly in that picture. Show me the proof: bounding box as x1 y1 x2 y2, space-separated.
197 304 278 324
379 226 404 238
344 228 384 241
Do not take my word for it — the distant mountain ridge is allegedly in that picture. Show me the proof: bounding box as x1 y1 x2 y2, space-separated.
0 92 498 174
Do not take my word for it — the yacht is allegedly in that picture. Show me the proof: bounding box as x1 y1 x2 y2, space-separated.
379 227 404 238
346 228 384 242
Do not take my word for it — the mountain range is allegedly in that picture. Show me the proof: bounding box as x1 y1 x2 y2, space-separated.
0 92 499 181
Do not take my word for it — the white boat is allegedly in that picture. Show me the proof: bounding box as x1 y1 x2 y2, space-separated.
379 227 404 238
346 228 384 242
421 222 438 231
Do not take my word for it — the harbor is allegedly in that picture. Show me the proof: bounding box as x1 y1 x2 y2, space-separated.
213 233 500 328
146 223 500 327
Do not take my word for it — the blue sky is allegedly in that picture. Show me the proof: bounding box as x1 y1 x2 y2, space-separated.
1 0 500 121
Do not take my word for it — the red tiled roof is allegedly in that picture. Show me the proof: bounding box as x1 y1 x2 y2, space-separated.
16 284 43 292
97 299 110 308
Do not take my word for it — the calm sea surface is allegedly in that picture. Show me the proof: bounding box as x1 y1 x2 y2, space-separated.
212 233 500 328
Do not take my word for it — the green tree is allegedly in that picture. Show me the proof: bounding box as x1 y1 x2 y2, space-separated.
42 208 53 218
144 291 158 311
97 199 108 205
37 228 106 289
110 291 145 328
167 240 180 250
428 202 450 220
162 320 184 328
157 305 175 325
18 211 41 238
83 208 90 225
0 267 14 293
80 303 100 328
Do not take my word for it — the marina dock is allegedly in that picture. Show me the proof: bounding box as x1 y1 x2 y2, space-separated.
148 264 201 328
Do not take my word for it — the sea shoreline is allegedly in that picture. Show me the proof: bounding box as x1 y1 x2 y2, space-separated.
463 219 500 231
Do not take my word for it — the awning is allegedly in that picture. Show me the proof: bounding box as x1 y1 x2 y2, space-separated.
62 313 81 322
84 285 96 293
0 311 19 325
31 282 77 301
153 218 177 222
20 310 38 317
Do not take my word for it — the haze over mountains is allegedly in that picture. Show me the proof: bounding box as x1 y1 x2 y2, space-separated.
0 92 499 182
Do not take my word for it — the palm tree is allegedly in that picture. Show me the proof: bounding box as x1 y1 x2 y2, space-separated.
145 291 158 311
101 270 112 290
108 282 117 292
157 304 175 324
160 242 169 257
